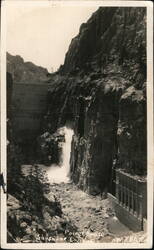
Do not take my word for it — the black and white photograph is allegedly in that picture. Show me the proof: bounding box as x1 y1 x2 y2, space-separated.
0 0 153 248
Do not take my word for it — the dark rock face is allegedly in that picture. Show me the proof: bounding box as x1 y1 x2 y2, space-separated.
45 7 146 195
7 52 49 84
7 72 13 117
7 72 24 193
70 88 119 194
61 7 146 77
36 131 65 165
118 87 146 175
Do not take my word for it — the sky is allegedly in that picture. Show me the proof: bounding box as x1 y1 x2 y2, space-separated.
6 4 98 72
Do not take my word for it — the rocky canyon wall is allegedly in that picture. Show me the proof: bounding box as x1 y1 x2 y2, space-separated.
7 52 49 84
6 9 147 195
42 7 147 194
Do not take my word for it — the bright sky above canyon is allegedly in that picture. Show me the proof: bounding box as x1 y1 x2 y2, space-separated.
6 2 98 72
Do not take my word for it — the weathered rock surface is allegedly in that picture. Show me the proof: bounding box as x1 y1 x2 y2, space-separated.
7 52 49 84
36 130 64 165
6 7 147 242
45 7 146 194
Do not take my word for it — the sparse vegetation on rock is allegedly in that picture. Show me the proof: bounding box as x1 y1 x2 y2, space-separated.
44 7 146 194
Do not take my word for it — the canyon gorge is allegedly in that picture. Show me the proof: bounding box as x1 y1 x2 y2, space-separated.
6 6 147 243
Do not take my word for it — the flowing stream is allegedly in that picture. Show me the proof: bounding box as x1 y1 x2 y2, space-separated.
21 127 74 183
20 127 134 242
45 127 74 183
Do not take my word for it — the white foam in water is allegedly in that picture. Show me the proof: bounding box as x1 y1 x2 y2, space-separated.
46 127 74 183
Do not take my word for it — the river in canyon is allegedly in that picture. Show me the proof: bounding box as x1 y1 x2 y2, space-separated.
20 126 141 243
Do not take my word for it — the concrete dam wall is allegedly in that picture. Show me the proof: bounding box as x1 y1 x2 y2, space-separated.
11 83 50 142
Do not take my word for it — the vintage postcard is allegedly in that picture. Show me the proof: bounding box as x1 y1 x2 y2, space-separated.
0 0 153 249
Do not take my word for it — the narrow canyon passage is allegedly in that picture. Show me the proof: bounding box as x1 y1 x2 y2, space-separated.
21 164 145 243
20 127 145 243
49 182 133 242
6 6 148 245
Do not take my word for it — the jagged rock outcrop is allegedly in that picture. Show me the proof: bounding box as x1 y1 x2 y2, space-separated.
61 7 146 77
7 170 80 243
7 52 49 84
36 130 65 165
45 7 146 195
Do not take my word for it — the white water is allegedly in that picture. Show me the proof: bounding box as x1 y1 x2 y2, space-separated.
45 127 74 183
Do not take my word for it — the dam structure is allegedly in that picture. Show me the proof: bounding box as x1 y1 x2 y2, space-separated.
11 82 50 143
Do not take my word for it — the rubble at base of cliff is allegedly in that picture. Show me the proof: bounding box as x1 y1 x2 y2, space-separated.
7 171 80 243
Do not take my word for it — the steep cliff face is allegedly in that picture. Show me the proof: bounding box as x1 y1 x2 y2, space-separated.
7 52 49 84
61 7 146 78
45 7 146 194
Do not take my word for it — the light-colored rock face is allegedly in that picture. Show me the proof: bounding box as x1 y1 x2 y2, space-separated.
45 7 146 195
